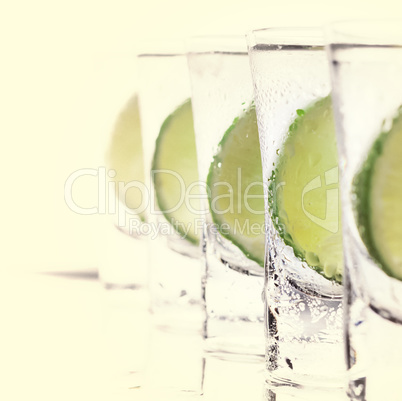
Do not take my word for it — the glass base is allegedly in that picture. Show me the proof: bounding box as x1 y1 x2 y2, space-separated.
142 325 204 397
149 233 204 333
100 285 150 396
266 264 345 389
202 355 265 400
265 381 348 401
98 222 148 289
204 318 264 362
204 249 264 359
266 338 346 391
347 297 402 401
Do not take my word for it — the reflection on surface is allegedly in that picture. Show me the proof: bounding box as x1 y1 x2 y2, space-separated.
141 325 204 399
264 382 348 401
202 356 265 401
0 272 149 400
0 271 349 400
43 268 99 281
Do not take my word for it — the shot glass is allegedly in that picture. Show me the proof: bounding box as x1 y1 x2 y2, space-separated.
92 54 149 289
248 28 345 391
136 42 205 397
100 91 149 289
327 20 402 401
137 42 204 331
187 36 265 359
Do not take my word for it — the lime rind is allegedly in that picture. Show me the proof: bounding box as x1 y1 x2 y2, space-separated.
354 105 402 280
269 169 310 266
353 130 388 270
206 104 265 267
152 99 200 245
268 95 343 284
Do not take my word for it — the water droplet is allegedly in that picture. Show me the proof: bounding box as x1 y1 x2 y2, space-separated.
320 305 328 313
306 252 320 266
324 263 337 278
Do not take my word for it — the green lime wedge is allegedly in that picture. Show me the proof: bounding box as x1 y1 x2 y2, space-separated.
152 99 200 245
106 94 146 221
207 104 265 266
269 96 343 283
354 106 402 281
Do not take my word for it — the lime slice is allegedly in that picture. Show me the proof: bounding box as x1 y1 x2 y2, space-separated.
152 99 200 245
207 104 265 266
106 94 146 221
269 96 343 283
354 107 402 281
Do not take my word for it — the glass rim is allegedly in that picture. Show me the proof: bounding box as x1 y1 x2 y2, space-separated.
326 19 402 46
185 35 248 54
246 26 325 47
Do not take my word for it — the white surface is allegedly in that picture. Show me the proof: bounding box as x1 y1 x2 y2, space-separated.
0 272 150 400
0 272 269 401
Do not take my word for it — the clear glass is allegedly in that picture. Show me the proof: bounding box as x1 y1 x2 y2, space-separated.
136 42 205 397
327 20 402 401
187 36 265 359
248 27 345 392
137 45 204 331
96 54 149 289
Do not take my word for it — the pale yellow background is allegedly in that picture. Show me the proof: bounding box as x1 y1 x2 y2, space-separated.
0 0 400 273
0 2 402 401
